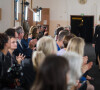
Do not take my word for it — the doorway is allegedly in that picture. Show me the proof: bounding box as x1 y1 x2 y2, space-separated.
71 15 94 43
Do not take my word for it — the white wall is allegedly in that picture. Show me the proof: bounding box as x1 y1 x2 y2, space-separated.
0 0 14 32
33 0 67 20
33 0 100 22
33 0 100 36
66 0 100 24
0 0 100 34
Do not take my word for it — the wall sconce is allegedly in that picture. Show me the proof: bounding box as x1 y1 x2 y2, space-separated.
33 6 42 22
24 1 29 21
14 0 19 20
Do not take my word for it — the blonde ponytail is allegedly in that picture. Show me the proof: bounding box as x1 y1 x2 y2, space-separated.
32 51 45 70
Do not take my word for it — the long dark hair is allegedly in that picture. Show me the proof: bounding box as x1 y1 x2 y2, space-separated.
0 33 9 50
32 27 38 39
5 28 16 38
31 55 69 90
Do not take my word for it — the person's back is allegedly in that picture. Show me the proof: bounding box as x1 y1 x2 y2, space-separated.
31 55 69 90
22 58 36 90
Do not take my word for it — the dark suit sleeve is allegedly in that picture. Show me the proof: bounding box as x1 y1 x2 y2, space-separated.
93 29 98 44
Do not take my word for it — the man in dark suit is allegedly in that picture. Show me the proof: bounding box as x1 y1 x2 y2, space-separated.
14 26 24 56
92 25 100 66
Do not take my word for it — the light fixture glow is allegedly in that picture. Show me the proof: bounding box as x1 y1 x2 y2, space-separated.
33 7 42 22
24 1 29 21
25 6 28 20
15 0 19 20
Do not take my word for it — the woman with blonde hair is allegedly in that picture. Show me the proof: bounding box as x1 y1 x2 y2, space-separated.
67 37 85 56
29 26 39 39
36 36 57 56
32 51 45 70
67 37 93 73
31 36 57 89
66 37 94 90
32 36 57 70
29 26 36 34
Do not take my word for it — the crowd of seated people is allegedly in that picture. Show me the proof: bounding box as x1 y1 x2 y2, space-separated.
0 24 95 90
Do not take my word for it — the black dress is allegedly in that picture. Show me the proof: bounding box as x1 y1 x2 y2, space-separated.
6 52 17 65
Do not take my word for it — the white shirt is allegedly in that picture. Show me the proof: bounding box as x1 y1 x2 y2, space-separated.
17 39 23 49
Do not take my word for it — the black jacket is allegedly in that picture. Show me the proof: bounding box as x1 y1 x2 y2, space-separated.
22 58 36 90
0 51 11 89
93 25 100 52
